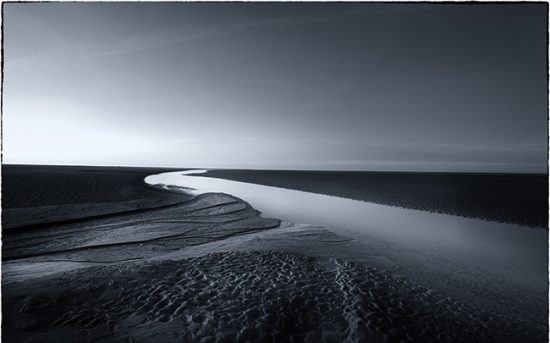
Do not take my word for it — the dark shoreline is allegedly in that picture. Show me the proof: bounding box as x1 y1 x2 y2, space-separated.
201 169 549 228
4 164 547 228
2 164 190 208
1 164 192 229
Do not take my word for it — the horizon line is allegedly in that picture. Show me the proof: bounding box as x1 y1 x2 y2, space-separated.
3 162 547 176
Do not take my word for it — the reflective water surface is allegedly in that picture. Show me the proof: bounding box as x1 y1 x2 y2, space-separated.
145 170 547 294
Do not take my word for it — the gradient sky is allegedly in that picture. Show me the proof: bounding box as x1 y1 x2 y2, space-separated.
3 3 548 172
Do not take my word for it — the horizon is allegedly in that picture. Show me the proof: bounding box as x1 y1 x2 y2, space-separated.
3 3 548 173
3 162 547 175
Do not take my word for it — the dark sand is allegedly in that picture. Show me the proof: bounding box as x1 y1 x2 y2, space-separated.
2 166 547 342
4 251 545 342
2 164 190 229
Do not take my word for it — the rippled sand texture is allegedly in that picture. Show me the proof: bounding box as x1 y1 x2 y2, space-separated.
3 193 279 264
4 251 545 343
3 192 547 342
2 165 189 229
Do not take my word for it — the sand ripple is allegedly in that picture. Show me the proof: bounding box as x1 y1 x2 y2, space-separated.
3 192 545 342
3 251 545 342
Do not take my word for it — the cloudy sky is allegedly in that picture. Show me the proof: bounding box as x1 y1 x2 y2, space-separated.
3 3 547 172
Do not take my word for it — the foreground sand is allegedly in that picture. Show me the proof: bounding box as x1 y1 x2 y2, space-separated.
3 191 546 342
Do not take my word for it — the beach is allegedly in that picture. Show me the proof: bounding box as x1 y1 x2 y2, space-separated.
2 165 548 342
3 2 548 342
2 165 190 229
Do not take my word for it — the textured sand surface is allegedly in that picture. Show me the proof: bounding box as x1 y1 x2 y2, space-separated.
2 164 188 229
4 251 545 342
145 171 548 307
3 193 279 265
3 176 547 342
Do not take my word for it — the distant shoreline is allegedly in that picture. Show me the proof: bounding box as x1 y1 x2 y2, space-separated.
200 169 548 228
3 164 546 229
4 163 546 175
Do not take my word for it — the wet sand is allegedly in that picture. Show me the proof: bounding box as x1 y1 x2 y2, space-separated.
2 164 189 229
2 166 547 342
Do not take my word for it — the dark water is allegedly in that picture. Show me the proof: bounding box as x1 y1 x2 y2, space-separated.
202 169 548 228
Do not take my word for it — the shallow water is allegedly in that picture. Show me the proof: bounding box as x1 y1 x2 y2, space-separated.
3 170 546 342
145 170 548 294
201 169 548 228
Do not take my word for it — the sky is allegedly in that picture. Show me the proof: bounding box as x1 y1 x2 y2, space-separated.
3 3 548 173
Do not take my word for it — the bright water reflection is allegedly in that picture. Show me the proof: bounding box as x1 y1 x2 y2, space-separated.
145 170 547 292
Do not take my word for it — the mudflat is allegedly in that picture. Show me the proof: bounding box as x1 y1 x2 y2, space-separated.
2 164 189 229
2 165 547 342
